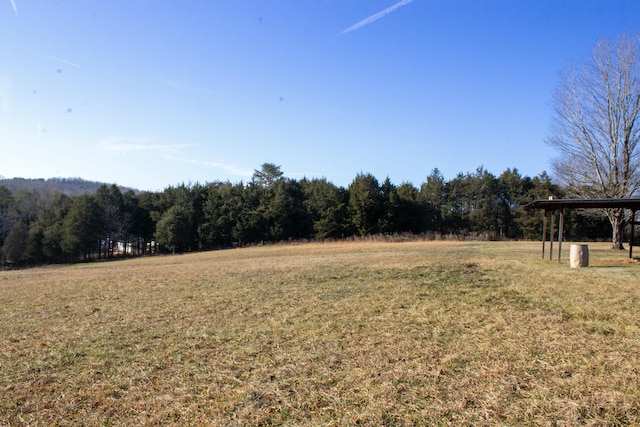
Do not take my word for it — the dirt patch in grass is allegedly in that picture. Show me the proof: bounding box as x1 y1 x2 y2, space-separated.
1 241 639 425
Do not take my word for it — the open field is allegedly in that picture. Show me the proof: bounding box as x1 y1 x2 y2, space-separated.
1 241 640 426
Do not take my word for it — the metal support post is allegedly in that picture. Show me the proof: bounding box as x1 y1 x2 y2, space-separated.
557 209 564 262
549 212 555 261
541 211 547 259
631 209 637 259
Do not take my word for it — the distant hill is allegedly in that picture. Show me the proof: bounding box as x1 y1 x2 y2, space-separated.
0 177 138 196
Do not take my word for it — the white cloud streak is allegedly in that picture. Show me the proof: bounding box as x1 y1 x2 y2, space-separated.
99 137 194 154
163 154 253 178
339 0 415 35
99 137 253 178
9 0 17 15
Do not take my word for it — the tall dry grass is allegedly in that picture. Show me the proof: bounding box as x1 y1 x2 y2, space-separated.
1 241 639 425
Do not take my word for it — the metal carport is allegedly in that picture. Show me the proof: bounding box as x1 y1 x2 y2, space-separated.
524 198 640 261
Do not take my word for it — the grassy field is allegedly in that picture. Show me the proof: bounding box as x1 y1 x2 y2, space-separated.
1 240 639 426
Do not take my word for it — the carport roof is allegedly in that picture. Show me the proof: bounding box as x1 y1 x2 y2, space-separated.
524 198 640 211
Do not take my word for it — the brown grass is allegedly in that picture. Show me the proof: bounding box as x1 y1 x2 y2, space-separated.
1 241 639 426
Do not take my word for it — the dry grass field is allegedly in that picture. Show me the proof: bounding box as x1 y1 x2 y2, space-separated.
1 240 640 426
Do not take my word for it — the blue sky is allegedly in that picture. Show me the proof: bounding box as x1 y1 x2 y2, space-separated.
1 1 639 191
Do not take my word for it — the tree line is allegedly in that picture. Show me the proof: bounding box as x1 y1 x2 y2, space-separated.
0 164 612 266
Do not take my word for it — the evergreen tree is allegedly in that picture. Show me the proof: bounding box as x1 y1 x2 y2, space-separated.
2 221 28 264
395 182 428 234
466 167 501 237
201 181 244 248
95 184 124 257
234 183 269 244
25 191 72 263
419 169 447 233
443 173 469 234
266 178 310 241
498 168 534 239
301 178 349 239
123 190 154 255
61 194 104 260
252 163 284 188
378 178 399 234
0 185 13 253
348 173 382 236
190 183 210 250
155 204 195 253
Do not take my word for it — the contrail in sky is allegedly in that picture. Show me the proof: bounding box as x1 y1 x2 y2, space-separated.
42 53 80 68
339 0 415 35
28 48 80 68
9 0 17 15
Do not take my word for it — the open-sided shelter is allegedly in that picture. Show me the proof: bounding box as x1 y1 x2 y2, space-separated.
524 198 640 261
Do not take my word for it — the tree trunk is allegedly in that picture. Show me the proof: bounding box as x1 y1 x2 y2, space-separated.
610 210 625 250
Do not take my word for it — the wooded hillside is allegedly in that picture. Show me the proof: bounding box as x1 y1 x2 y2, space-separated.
0 177 135 196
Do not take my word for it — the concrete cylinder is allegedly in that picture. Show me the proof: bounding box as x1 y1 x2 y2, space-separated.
570 244 589 268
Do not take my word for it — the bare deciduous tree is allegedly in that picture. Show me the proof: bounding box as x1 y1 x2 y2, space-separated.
547 34 640 249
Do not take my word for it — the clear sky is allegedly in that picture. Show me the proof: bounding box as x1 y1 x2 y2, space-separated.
1 1 639 191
